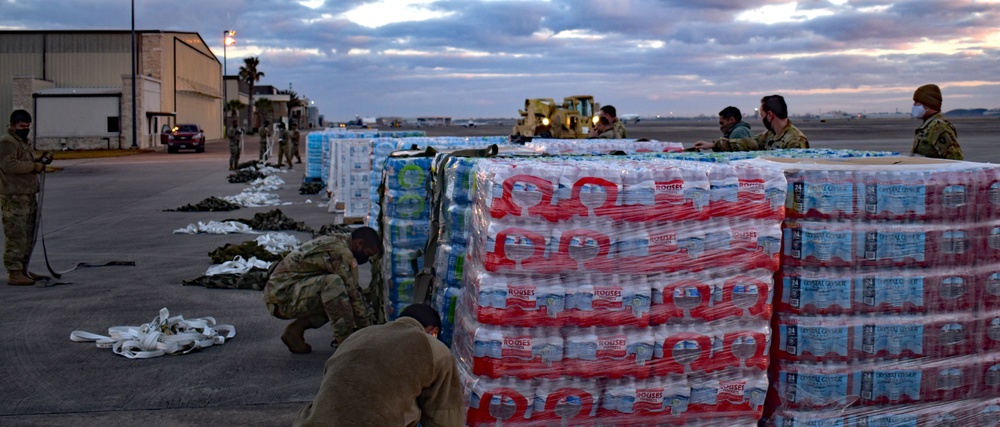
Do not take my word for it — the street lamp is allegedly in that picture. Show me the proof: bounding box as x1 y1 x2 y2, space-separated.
223 30 236 122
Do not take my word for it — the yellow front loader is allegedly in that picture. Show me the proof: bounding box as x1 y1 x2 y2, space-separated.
512 95 600 139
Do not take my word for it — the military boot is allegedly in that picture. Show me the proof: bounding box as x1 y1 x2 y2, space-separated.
8 271 35 286
280 318 313 354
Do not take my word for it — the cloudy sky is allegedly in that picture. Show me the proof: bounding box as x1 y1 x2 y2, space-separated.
3 0 999 120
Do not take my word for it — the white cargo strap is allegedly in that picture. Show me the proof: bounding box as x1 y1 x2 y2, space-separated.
70 308 236 359
204 256 272 276
256 232 300 254
248 175 285 191
172 220 258 235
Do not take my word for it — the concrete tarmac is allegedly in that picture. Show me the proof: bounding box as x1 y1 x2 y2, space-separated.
1 138 339 426
0 120 997 426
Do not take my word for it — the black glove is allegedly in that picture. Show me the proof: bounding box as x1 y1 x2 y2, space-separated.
38 151 54 165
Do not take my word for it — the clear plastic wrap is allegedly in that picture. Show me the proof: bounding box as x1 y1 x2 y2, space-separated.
524 139 684 155
743 156 1000 426
453 156 786 426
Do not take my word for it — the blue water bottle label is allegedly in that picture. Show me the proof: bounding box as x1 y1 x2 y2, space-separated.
786 276 852 309
860 230 926 262
860 370 921 402
780 324 850 357
855 276 925 308
858 324 924 356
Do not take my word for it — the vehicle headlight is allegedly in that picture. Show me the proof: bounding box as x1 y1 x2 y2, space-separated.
542 118 550 126
592 116 600 125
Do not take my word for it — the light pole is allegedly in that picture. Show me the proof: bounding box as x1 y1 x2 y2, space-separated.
130 0 137 148
223 30 236 124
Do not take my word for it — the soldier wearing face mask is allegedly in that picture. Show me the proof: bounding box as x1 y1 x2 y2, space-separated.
0 110 53 286
693 95 809 152
911 84 963 160
263 227 383 354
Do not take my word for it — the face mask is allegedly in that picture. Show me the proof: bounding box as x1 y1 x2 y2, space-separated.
762 115 774 133
354 252 369 266
911 104 926 119
14 129 29 140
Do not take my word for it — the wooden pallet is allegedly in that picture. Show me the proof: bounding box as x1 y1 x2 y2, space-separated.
343 216 365 225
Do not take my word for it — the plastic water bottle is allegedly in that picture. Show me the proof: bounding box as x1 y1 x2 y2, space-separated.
563 326 598 378
565 274 595 326
534 276 566 326
708 164 739 218
531 377 600 423
621 163 655 222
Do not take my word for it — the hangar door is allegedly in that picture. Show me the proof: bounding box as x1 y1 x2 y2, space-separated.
35 94 120 138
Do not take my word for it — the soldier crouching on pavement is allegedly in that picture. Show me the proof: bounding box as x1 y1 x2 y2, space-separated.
0 109 54 286
263 226 383 354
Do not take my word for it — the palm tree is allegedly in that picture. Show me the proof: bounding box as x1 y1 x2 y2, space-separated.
226 99 247 122
254 98 274 129
279 89 305 128
239 57 265 130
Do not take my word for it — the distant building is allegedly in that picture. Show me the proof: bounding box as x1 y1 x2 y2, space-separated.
224 75 250 128
252 85 291 130
416 116 452 127
0 30 223 149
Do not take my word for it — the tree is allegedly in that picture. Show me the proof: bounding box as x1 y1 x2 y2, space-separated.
239 57 265 130
226 99 247 122
254 98 274 128
279 89 307 128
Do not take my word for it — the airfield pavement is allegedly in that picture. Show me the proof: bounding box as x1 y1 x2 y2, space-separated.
0 116 997 426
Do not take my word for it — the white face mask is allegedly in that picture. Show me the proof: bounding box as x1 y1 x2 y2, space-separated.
911 104 926 119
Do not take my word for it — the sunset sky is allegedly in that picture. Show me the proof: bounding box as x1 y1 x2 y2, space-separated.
3 0 998 120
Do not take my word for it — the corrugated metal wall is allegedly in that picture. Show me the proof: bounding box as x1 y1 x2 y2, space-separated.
174 37 223 139
0 31 223 143
45 33 131 88
0 33 44 121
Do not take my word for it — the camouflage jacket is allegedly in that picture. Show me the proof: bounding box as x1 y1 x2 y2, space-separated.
714 121 809 152
289 129 301 145
912 113 963 160
226 127 240 143
264 234 358 301
612 119 627 139
0 129 40 195
259 127 272 142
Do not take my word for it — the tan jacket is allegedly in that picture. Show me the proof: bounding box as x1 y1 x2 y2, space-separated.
295 317 465 427
0 129 41 195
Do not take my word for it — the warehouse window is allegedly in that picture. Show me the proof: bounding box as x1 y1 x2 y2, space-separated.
107 116 120 133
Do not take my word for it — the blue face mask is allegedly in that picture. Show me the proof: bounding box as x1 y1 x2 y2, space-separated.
911 104 926 119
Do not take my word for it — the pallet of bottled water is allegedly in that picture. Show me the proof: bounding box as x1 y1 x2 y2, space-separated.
454 156 786 426
747 156 1000 425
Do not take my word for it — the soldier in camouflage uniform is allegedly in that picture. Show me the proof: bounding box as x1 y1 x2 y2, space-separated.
227 119 241 171
289 122 302 165
0 110 52 286
599 105 627 139
263 226 383 354
258 120 272 162
910 84 963 160
694 95 809 151
276 122 290 169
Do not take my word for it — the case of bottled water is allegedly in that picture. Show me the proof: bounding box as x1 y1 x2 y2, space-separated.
745 156 1000 426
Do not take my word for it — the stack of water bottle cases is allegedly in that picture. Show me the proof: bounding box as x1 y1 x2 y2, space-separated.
377 137 511 318
432 140 686 347
761 157 1000 425
453 156 788 426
